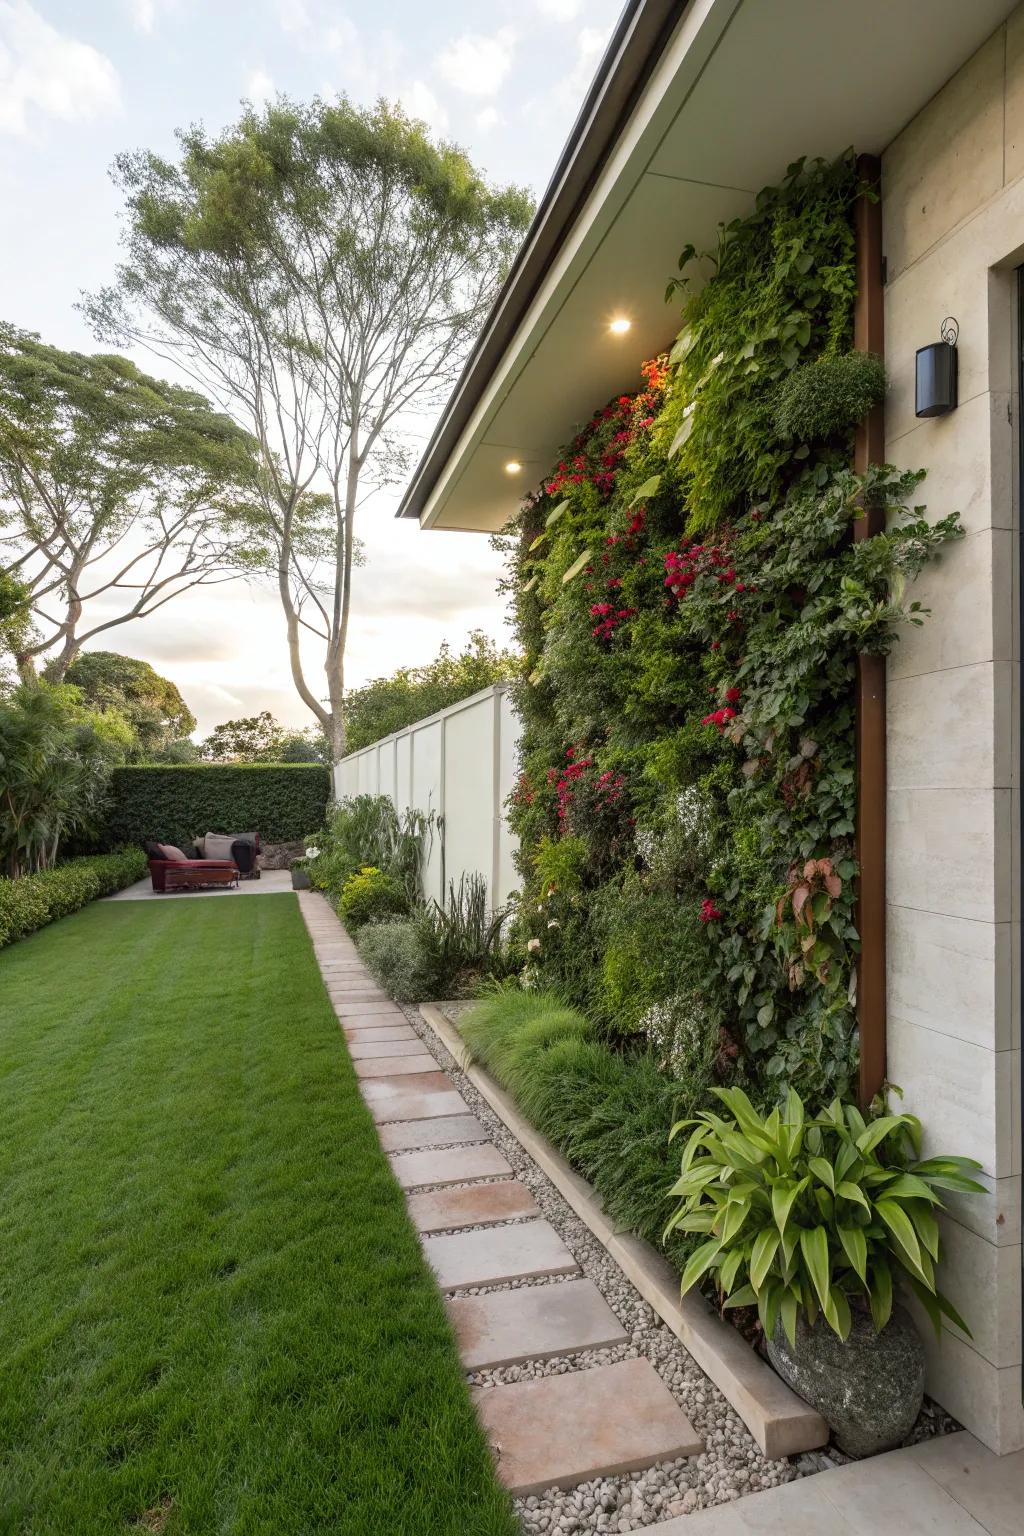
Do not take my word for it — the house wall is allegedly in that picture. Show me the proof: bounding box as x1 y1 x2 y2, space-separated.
333 684 521 911
882 7 1024 1453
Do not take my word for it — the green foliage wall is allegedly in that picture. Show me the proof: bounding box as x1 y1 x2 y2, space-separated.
102 764 330 847
500 156 960 1103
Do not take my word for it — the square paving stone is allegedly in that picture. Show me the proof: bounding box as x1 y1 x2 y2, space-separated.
345 1024 418 1044
347 1037 431 1060
361 1073 468 1123
447 1278 628 1370
472 1358 702 1495
334 1002 405 1019
388 1143 512 1189
377 1115 488 1152
422 1218 577 1290
353 1053 439 1078
407 1178 538 1234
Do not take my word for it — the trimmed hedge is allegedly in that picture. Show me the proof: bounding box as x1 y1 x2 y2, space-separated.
101 764 331 848
0 849 147 949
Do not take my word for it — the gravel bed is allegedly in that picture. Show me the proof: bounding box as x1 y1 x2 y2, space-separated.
391 1000 959 1531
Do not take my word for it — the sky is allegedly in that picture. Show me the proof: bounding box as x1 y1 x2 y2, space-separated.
0 0 623 735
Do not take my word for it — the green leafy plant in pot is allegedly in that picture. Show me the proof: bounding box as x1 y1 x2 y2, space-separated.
666 1087 984 1456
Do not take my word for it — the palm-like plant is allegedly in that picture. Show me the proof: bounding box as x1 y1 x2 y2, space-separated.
666 1086 984 1348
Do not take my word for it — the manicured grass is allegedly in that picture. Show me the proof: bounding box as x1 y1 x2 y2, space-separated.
0 895 516 1536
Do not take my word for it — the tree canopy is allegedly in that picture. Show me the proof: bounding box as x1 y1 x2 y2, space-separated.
344 630 518 754
0 323 267 681
199 710 329 765
86 97 533 757
65 650 196 758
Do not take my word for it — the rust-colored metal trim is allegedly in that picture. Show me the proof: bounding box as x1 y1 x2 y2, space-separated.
853 154 887 1108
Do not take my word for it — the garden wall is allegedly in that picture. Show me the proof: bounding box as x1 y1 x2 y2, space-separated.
334 683 520 909
102 764 330 850
880 9 1024 1453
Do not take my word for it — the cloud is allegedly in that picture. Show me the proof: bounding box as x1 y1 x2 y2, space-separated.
534 0 584 19
564 25 607 101
127 0 156 31
402 80 448 136
475 105 501 133
244 67 275 107
0 1 121 135
436 26 515 99
276 0 310 35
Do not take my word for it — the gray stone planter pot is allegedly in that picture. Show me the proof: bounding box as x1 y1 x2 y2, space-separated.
290 868 312 890
767 1304 924 1457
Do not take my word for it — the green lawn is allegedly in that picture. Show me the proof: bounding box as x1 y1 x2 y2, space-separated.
0 895 516 1536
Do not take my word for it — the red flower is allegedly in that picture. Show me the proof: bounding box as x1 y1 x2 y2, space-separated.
725 687 741 705
699 898 722 923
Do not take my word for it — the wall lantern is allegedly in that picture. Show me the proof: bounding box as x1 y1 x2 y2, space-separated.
915 317 958 418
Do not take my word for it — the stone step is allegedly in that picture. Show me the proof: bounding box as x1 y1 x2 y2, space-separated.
378 1114 489 1152
407 1179 538 1234
348 1037 432 1060
447 1278 628 1370
361 1072 469 1123
353 1053 439 1079
389 1142 512 1190
345 1024 418 1044
473 1358 702 1495
422 1218 577 1290
334 1001 405 1019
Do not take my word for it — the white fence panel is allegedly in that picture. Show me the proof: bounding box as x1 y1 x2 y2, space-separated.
332 683 520 908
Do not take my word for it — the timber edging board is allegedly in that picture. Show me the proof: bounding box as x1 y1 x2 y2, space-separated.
418 1003 828 1460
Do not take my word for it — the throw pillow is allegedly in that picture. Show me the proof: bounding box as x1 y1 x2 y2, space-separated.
205 829 242 866
157 843 187 861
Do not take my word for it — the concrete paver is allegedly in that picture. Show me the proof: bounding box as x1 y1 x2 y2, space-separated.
473 1358 701 1495
448 1278 628 1370
388 1142 512 1189
406 1178 539 1234
422 1218 577 1290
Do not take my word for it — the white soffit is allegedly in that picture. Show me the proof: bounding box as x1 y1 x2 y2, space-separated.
424 0 1016 532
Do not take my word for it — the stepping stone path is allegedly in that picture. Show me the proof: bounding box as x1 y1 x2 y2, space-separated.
297 890 703 1500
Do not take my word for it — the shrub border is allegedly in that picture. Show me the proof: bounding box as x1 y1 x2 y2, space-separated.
0 848 148 950
418 1002 827 1459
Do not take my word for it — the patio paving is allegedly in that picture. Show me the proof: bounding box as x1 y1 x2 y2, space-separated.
107 868 295 899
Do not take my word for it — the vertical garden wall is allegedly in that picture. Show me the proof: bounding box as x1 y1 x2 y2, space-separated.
499 155 961 1105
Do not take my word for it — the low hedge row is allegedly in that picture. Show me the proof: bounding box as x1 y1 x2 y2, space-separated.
101 764 331 848
0 848 148 950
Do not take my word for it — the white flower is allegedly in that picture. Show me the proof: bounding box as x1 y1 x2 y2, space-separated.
527 937 542 954
547 919 561 930
305 846 320 858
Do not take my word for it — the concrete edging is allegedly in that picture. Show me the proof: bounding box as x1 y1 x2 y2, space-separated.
419 1002 828 1460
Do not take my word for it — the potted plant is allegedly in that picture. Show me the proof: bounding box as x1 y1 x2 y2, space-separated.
666 1086 984 1456
291 845 318 890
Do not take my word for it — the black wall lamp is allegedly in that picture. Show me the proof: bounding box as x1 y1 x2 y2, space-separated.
915 317 959 418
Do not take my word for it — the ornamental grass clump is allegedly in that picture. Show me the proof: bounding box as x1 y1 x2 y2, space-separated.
665 1086 984 1348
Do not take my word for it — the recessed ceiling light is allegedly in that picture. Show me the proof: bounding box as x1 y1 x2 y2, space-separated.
609 317 631 335
504 459 522 474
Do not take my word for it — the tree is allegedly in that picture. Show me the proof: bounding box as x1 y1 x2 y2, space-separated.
85 97 532 758
344 630 518 753
0 570 31 692
0 681 131 876
64 650 196 759
200 710 284 762
0 323 267 681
